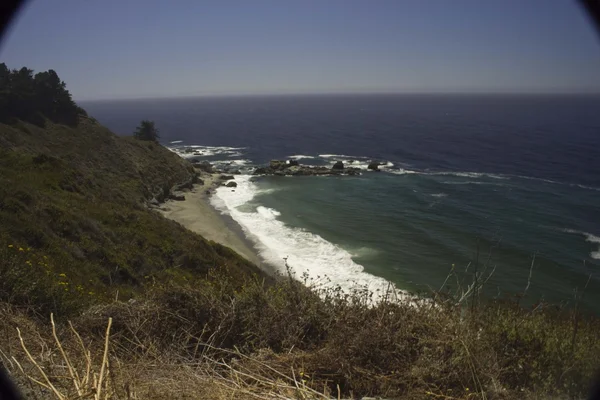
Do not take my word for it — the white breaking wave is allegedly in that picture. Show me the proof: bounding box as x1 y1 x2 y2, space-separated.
387 169 419 175
168 145 246 159
430 171 509 180
512 175 600 192
441 180 508 187
564 229 600 260
388 169 510 180
288 155 316 160
574 184 600 192
319 154 370 159
430 193 448 198
210 159 253 168
211 175 404 300
325 159 394 170
169 140 183 144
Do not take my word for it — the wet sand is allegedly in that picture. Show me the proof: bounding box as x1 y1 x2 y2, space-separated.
158 174 264 269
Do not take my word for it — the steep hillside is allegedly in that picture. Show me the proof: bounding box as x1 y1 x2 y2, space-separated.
0 116 264 315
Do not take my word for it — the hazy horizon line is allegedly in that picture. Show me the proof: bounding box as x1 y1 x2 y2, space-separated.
78 90 600 103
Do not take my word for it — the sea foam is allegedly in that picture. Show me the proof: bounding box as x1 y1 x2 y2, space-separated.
564 229 600 260
211 175 402 299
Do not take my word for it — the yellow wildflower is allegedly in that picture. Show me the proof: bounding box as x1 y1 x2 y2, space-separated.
59 273 66 277
18 247 24 252
8 244 13 248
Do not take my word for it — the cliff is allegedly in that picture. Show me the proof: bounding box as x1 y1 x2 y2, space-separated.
0 116 265 315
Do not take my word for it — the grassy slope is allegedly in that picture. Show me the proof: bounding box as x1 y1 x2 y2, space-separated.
0 117 264 315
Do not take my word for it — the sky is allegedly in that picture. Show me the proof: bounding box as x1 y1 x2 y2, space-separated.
1 0 600 100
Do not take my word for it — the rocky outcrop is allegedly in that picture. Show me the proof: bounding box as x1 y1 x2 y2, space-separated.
253 160 361 177
192 160 214 173
332 161 344 170
219 175 235 181
226 181 238 188
368 162 380 171
148 173 201 208
270 160 286 170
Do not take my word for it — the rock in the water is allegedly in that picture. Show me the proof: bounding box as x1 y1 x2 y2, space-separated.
332 161 344 170
226 181 238 188
367 162 380 171
286 159 299 167
270 160 286 170
205 190 211 195
219 175 235 180
195 161 214 173
169 194 185 201
254 167 268 175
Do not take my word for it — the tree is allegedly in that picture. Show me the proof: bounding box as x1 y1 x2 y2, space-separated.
0 63 84 126
134 120 160 142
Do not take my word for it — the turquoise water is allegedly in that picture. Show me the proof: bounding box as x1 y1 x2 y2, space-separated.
248 172 599 310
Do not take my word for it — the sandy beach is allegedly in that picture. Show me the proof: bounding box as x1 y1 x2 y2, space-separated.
158 174 264 268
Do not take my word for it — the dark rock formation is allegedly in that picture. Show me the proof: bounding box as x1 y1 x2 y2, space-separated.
193 161 214 173
253 160 361 177
226 181 238 188
367 162 380 171
331 161 344 170
174 180 193 192
219 175 235 180
270 160 286 170
169 193 185 201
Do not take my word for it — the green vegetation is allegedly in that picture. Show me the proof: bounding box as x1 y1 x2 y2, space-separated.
0 64 85 127
134 119 160 142
0 65 599 399
0 115 263 318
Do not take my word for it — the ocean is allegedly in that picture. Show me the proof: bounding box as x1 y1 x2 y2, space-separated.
82 94 600 312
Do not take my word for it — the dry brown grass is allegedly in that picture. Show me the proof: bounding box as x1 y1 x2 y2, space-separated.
2 266 599 399
1 304 333 399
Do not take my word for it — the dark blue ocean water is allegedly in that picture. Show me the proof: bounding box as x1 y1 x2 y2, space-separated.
82 94 600 311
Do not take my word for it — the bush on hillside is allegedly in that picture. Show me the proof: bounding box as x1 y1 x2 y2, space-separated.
134 120 160 142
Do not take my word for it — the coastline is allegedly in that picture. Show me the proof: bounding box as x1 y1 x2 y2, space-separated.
158 173 276 275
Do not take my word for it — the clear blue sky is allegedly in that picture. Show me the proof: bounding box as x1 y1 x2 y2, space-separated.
1 0 600 100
